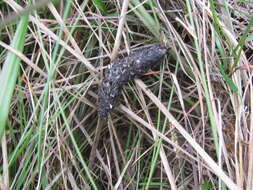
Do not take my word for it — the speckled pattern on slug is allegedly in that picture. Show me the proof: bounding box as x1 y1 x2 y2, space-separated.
98 44 169 117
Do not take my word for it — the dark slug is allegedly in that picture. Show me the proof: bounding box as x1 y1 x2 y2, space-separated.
98 44 169 117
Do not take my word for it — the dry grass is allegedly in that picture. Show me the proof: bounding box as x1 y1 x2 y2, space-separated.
0 0 253 189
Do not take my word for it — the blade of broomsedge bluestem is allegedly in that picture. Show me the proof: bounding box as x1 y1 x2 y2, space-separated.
98 44 168 117
0 15 29 140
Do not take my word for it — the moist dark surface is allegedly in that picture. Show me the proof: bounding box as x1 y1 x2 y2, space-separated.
98 44 169 117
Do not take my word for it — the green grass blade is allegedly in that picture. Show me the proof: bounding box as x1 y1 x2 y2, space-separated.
215 39 238 93
0 14 29 140
92 0 107 15
129 0 160 40
186 0 219 154
233 15 253 66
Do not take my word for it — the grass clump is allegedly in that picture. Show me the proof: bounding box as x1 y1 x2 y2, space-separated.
0 0 253 189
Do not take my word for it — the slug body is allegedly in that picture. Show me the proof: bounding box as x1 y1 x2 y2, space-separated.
98 44 168 117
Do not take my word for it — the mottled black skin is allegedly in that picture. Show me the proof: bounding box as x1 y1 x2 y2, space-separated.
98 44 169 117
